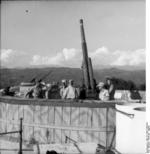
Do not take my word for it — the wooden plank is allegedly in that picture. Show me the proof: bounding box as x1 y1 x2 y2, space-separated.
34 126 41 143
7 104 18 121
34 127 47 143
62 107 70 126
0 102 3 120
34 105 41 124
23 126 33 141
18 105 24 119
100 108 107 127
78 107 88 127
86 131 93 142
6 123 13 138
78 131 87 142
23 105 34 124
108 108 116 127
40 128 47 143
11 124 19 138
54 107 63 143
48 106 55 124
55 129 62 143
61 130 70 143
106 107 109 149
92 108 101 128
61 106 63 142
55 107 62 126
46 128 54 143
99 132 106 146
6 104 17 136
0 102 7 132
53 128 56 143
92 132 100 143
107 131 116 149
87 108 93 127
70 131 79 143
40 106 49 124
71 107 79 126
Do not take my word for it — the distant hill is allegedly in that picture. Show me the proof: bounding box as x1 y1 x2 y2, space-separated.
0 67 145 88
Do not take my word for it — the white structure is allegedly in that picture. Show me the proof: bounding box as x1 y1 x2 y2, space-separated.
116 103 146 154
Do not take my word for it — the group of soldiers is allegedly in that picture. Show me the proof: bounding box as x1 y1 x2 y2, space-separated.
96 77 115 101
0 76 143 102
0 77 116 100
24 76 116 100
25 79 80 99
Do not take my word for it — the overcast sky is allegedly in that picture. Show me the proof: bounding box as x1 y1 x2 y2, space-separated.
1 0 145 69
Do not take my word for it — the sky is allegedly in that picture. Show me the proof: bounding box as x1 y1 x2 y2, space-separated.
0 0 145 69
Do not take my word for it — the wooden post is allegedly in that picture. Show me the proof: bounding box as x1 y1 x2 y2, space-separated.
106 108 109 151
19 118 23 154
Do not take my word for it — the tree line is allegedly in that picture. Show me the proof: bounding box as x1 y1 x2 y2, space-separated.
110 77 146 91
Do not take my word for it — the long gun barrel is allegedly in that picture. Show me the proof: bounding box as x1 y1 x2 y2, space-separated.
88 57 95 92
38 70 53 82
30 71 52 83
80 19 91 90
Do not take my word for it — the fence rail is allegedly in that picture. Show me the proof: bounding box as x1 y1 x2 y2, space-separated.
0 96 124 106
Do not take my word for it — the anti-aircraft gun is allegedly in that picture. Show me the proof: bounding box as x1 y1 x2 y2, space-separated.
80 19 96 98
20 70 53 97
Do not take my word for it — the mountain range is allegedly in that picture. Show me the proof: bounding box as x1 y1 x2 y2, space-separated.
0 67 145 88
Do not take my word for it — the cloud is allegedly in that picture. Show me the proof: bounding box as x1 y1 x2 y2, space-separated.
111 49 145 66
0 49 31 67
30 48 82 67
89 47 145 68
0 47 145 69
89 46 114 66
1 49 14 63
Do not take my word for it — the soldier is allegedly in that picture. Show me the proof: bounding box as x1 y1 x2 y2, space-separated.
33 81 43 98
105 77 116 100
79 84 86 99
63 79 78 99
97 82 109 101
46 82 61 99
60 79 67 99
127 85 142 103
3 86 15 96
45 83 52 99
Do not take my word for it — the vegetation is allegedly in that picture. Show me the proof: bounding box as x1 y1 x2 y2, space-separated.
0 67 146 91
111 77 146 90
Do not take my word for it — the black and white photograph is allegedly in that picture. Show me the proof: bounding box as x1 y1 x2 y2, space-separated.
0 0 148 154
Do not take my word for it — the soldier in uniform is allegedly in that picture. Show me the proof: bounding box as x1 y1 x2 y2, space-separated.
60 79 67 99
63 79 78 99
105 77 116 100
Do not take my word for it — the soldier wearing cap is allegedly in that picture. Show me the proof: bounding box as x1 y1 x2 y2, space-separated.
60 79 67 99
63 79 78 99
97 82 109 101
105 76 115 100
